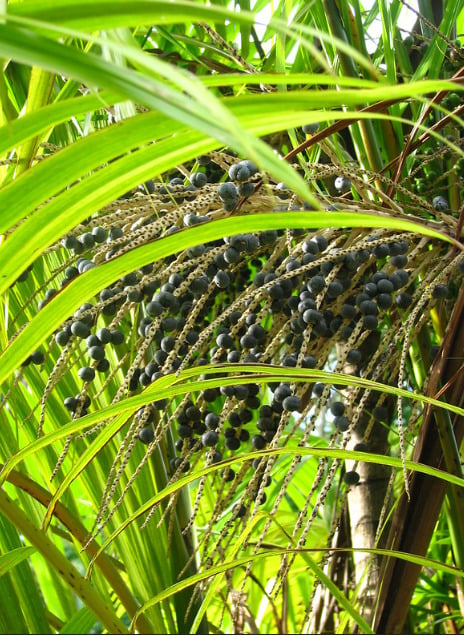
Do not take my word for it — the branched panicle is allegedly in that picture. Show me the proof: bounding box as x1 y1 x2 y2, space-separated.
11 129 464 613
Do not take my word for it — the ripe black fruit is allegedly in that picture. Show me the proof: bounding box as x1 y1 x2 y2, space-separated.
86 334 100 348
433 284 449 298
309 275 325 293
138 427 155 444
96 359 110 373
79 232 95 249
78 366 95 382
330 401 345 416
214 271 230 289
302 122 319 134
71 321 90 339
233 504 247 518
201 431 219 447
218 182 238 201
341 303 357 320
395 292 413 308
390 254 408 268
389 269 409 289
96 327 112 344
238 182 255 197
64 397 78 411
282 395 302 412
221 468 235 482
108 227 123 240
55 329 70 346
225 437 241 450
359 300 378 316
251 435 267 450
89 345 105 361
363 315 378 330
92 226 107 243
373 243 390 259
346 349 362 365
432 195 448 211
377 293 393 309
190 172 207 187
334 415 349 431
343 470 360 485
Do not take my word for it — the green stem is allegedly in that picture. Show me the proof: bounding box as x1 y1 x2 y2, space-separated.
417 0 443 39
16 67 55 175
0 488 129 635
323 0 384 175
433 407 464 558
5 467 156 634
445 490 464 571
151 437 209 634
0 61 17 125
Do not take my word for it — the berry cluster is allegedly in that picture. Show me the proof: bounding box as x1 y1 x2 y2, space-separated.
11 143 463 554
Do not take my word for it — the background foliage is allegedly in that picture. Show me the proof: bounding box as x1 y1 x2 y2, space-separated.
1 0 464 633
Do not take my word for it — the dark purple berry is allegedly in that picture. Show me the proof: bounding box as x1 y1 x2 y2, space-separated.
343 470 360 485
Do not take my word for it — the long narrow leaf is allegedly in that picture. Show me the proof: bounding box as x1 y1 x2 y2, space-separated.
0 546 36 578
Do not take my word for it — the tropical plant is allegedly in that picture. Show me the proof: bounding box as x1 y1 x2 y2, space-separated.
1 1 464 633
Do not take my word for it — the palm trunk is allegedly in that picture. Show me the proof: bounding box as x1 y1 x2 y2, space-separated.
347 411 392 626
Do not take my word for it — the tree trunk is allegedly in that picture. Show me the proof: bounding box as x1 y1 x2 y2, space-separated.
346 406 393 628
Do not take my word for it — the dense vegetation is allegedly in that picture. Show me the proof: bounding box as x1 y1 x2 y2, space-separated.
1 1 464 633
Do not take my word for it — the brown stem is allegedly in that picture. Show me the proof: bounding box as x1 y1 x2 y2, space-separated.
374 282 464 633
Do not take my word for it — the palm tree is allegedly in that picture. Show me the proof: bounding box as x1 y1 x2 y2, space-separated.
1 1 464 633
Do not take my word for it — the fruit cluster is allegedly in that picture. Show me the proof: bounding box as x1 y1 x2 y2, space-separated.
11 142 463 555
